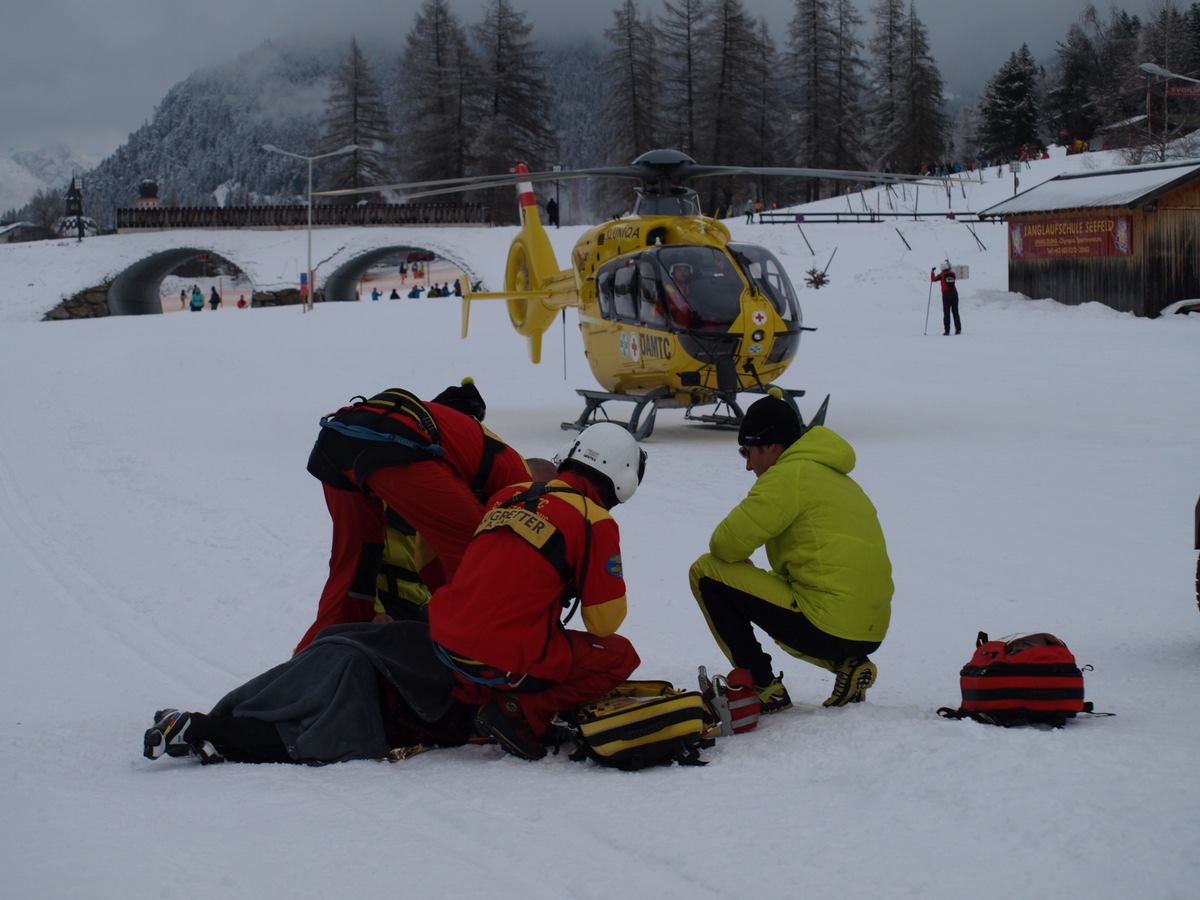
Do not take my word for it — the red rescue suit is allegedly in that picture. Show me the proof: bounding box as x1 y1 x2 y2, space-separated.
297 392 529 653
429 472 640 734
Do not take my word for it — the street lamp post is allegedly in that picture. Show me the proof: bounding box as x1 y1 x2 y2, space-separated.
262 143 357 312
1138 63 1200 157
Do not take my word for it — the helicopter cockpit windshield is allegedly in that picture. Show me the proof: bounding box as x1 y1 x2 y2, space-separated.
595 245 743 333
656 246 744 330
727 242 801 326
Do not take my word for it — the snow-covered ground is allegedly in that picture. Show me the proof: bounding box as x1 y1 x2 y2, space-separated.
1 149 1197 899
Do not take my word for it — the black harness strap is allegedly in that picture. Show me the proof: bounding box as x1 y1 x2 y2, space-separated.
470 434 506 502
360 389 441 445
490 482 593 626
319 388 445 456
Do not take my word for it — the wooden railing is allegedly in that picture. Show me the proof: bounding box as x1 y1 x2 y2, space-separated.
115 202 492 230
755 210 988 225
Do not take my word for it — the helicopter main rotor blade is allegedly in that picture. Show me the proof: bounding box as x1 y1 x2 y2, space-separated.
314 167 647 199
313 151 952 199
726 166 938 184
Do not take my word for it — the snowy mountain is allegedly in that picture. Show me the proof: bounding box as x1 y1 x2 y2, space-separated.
0 145 97 217
55 36 606 225
79 38 343 220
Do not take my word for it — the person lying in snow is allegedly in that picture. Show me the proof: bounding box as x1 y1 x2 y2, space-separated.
143 621 476 765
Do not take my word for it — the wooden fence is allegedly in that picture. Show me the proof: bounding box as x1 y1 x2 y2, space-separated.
115 202 491 230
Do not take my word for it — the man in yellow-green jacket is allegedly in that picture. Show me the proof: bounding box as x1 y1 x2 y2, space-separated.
690 391 893 711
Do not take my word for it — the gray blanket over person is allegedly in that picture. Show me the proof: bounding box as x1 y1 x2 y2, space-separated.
143 621 472 765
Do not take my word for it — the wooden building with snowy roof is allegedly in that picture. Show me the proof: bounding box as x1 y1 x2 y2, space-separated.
979 160 1200 317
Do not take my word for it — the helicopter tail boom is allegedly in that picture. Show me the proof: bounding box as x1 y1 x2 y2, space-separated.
499 162 571 364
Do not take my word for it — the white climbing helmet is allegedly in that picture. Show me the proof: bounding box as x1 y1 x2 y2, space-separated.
553 422 647 504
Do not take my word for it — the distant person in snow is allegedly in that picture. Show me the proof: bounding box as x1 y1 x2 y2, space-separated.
931 262 961 335
209 287 221 310
179 288 187 310
389 288 400 299
689 391 893 712
189 285 204 312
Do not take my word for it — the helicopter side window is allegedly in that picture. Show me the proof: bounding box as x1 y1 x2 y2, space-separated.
637 259 667 327
596 268 616 318
612 261 637 320
728 242 801 325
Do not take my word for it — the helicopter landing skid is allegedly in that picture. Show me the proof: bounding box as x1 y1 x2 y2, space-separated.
685 387 829 431
684 403 744 429
561 388 670 442
562 386 829 442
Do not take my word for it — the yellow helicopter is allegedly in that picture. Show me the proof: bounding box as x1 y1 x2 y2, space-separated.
321 150 924 439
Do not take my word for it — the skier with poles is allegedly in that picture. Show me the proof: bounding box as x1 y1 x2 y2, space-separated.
930 261 962 335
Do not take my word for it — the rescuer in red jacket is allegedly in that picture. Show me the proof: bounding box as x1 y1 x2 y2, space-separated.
429 422 648 760
297 381 530 653
931 261 962 335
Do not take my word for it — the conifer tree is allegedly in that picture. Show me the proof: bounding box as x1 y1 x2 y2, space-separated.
1138 0 1197 157
895 3 948 171
1087 5 1144 131
746 19 787 178
828 0 868 170
864 0 907 169
1186 2 1200 74
599 1 661 214
399 0 480 184
317 37 392 197
698 0 765 212
1045 22 1100 146
657 0 710 158
787 0 866 200
978 45 1043 159
470 0 559 179
602 0 662 165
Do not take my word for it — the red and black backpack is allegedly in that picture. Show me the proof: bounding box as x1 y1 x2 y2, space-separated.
938 632 1095 727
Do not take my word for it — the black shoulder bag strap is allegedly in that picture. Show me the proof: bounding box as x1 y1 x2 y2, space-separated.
497 482 592 626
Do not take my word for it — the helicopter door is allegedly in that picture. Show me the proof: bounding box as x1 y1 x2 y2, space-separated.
596 267 616 318
727 242 801 325
612 260 637 320
637 258 667 327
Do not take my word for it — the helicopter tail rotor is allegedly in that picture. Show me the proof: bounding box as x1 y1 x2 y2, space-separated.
504 162 563 364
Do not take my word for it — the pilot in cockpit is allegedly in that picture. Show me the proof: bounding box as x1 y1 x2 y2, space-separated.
662 262 701 329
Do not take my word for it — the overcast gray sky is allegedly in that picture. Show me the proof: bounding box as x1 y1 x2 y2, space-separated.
1 0 1161 159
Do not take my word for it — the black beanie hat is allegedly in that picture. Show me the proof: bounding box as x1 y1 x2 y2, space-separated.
432 377 486 421
738 390 803 448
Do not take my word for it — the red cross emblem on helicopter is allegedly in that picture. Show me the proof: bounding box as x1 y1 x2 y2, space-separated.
752 310 768 326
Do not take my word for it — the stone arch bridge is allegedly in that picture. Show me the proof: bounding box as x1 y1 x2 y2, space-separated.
40 227 493 319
